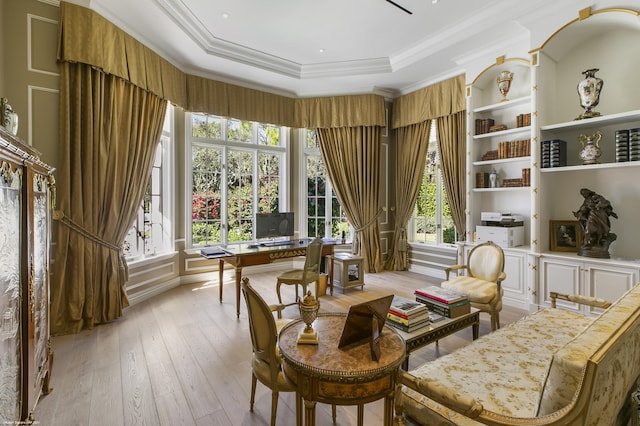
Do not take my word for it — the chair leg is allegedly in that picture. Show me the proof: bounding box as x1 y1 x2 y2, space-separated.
250 373 257 411
494 311 501 330
270 390 279 426
276 280 283 304
332 404 337 424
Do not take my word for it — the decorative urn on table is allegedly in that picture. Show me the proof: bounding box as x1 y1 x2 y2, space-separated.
576 68 603 120
297 290 320 344
496 70 514 102
578 131 602 165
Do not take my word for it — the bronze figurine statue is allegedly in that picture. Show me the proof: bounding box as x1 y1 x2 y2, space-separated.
573 188 618 258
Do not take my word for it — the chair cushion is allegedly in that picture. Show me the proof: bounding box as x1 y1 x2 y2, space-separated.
442 276 498 304
277 269 319 283
252 357 296 392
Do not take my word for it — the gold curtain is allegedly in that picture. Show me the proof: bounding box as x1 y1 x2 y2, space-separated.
384 121 432 270
437 111 467 240
391 74 466 128
57 2 386 129
51 62 168 335
316 126 384 272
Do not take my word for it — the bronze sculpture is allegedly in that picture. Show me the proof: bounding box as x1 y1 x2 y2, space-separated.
573 188 618 258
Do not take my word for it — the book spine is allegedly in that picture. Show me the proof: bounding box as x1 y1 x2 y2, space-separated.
414 291 464 305
416 297 471 318
415 291 469 308
388 308 409 319
387 312 409 325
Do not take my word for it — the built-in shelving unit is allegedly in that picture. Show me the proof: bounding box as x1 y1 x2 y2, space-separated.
464 57 533 309
533 7 640 309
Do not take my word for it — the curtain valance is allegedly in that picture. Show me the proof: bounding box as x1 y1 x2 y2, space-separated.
57 2 385 128
391 74 466 129
295 94 386 128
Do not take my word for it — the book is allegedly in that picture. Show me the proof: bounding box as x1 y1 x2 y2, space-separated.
416 295 471 318
200 247 228 258
428 311 445 323
389 295 428 317
415 286 468 304
387 311 429 326
386 317 430 333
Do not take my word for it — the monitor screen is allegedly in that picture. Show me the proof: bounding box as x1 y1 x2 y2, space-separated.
255 212 294 239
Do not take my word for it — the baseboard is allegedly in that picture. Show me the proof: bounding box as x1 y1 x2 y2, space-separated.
408 264 446 281
127 277 181 305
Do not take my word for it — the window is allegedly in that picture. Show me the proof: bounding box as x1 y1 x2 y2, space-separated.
412 120 458 245
123 104 175 261
301 129 349 239
188 113 288 247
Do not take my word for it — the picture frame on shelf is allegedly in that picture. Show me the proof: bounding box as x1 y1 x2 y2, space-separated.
550 220 582 252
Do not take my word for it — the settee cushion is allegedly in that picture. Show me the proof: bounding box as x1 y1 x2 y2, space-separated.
402 307 593 424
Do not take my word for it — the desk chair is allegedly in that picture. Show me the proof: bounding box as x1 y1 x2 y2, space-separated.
241 277 295 426
441 241 506 331
276 237 323 304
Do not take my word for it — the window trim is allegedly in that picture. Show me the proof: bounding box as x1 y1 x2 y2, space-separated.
185 112 290 248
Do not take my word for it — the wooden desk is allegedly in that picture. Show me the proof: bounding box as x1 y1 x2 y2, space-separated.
214 240 335 318
278 313 405 426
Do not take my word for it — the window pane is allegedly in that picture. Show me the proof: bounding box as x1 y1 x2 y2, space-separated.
192 146 222 246
227 150 254 242
258 123 281 146
228 119 253 143
258 152 280 212
306 129 318 148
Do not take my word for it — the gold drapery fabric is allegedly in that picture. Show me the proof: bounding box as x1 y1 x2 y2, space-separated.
384 121 432 270
391 74 466 129
57 2 386 128
51 62 168 335
316 126 384 273
437 111 467 240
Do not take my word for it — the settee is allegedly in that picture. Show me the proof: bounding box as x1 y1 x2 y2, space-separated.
395 283 640 426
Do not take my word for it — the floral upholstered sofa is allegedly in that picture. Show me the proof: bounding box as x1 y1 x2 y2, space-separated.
395 283 640 426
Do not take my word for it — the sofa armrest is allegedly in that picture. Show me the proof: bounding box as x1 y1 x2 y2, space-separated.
444 264 467 280
549 292 611 309
397 370 483 419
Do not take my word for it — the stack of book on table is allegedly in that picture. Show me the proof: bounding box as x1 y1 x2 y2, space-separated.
386 295 430 332
415 286 470 318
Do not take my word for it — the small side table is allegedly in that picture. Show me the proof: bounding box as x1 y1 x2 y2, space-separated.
333 253 364 292
279 313 405 426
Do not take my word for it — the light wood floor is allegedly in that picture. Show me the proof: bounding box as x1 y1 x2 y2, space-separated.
34 268 527 425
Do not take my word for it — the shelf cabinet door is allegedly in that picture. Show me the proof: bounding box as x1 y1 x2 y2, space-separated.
539 256 639 315
0 157 25 424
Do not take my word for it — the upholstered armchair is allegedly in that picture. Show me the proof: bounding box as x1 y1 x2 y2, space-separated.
441 241 506 331
276 237 323 303
241 277 296 426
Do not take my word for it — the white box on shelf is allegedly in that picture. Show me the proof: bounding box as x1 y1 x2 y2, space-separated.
476 225 524 248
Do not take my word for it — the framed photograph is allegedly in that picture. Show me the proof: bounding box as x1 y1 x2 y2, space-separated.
550 220 582 252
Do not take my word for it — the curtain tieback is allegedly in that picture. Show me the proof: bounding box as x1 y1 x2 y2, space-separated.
354 208 383 232
53 209 122 252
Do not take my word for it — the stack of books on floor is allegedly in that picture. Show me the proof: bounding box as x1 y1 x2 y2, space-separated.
386 295 430 332
415 286 470 318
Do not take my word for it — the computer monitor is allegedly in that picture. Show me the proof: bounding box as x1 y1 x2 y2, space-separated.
255 212 294 240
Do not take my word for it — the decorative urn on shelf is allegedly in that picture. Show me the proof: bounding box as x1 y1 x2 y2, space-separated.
578 131 602 165
297 290 320 345
0 97 18 135
489 168 499 188
576 68 603 120
496 70 514 102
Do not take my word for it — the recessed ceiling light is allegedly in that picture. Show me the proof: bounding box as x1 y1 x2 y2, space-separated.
222 12 230 19
319 48 325 53
432 0 439 3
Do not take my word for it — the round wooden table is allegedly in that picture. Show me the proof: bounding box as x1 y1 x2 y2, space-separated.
278 313 405 426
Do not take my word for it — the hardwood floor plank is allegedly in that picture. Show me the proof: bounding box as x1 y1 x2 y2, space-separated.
34 269 528 425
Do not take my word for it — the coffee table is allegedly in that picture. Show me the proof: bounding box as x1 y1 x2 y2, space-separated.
392 307 480 370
